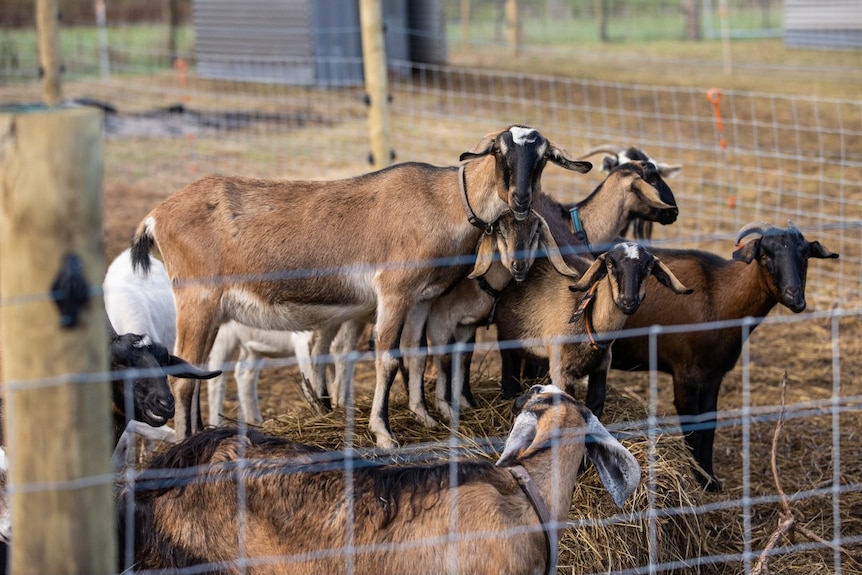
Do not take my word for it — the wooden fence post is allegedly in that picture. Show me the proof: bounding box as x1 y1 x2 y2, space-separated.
505 0 521 55
359 0 392 170
36 0 61 105
0 106 114 575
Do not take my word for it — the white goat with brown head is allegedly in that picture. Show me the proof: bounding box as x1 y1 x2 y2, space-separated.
119 384 640 575
130 125 592 447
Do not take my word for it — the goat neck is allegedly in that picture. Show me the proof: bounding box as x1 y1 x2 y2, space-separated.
499 409 586 525
568 281 608 351
718 256 781 322
460 156 512 231
569 178 630 252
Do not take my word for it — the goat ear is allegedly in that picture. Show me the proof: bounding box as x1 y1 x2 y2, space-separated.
732 239 759 263
808 241 839 260
656 163 682 178
459 131 498 161
468 233 497 279
548 143 592 174
651 258 692 294
584 412 641 508
569 254 607 292
166 356 222 380
496 411 538 468
536 213 579 278
633 179 674 210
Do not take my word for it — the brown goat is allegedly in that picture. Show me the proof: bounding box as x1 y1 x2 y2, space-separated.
418 209 579 421
130 126 591 448
495 242 692 410
609 221 838 491
118 384 640 575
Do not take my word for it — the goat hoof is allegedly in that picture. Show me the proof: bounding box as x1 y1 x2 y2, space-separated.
411 411 439 429
699 474 722 493
374 434 399 450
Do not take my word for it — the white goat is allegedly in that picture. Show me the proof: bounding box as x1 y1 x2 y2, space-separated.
105 248 320 426
206 321 314 425
120 384 641 575
130 125 592 447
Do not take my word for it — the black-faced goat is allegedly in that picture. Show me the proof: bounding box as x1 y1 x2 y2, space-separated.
495 242 692 410
130 126 592 448
118 384 640 575
108 325 220 469
609 222 838 491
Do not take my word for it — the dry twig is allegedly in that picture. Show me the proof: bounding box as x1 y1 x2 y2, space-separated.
751 372 861 575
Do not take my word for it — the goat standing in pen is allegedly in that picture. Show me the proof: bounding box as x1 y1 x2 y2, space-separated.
118 384 640 575
577 144 682 242
448 150 683 406
608 221 838 491
417 209 580 422
495 242 692 416
130 125 592 447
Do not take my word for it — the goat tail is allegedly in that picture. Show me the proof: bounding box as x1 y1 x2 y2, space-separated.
130 216 156 275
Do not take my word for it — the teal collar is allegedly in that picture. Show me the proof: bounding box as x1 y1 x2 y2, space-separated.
568 206 591 251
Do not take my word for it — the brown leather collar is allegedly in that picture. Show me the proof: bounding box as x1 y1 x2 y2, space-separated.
507 465 557 575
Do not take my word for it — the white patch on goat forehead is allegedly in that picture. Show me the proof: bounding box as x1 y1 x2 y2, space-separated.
618 151 659 171
510 126 538 146
617 242 642 260
133 334 153 348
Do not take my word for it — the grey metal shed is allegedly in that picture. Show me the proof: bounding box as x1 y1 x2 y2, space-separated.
785 0 862 49
194 0 446 86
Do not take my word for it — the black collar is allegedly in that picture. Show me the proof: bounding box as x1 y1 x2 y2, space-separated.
459 164 495 235
508 465 557 575
476 276 502 328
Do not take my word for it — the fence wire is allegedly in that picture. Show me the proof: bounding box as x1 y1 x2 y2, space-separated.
1 5 861 575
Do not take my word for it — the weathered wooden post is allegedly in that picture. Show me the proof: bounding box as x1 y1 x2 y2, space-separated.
35 0 61 105
505 0 521 55
0 4 114 571
461 0 472 47
0 103 113 575
359 0 392 170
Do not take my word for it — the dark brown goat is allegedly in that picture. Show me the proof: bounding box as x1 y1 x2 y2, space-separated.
118 385 640 575
609 222 838 491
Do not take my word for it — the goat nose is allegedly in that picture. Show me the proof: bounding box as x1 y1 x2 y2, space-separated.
158 394 175 412
620 296 639 314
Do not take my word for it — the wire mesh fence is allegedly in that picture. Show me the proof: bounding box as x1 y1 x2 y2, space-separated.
1 2 861 574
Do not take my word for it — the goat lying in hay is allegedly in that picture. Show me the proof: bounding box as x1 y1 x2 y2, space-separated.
119 385 640 575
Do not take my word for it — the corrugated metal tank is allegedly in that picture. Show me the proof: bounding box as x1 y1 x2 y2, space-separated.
194 0 445 86
785 0 862 49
